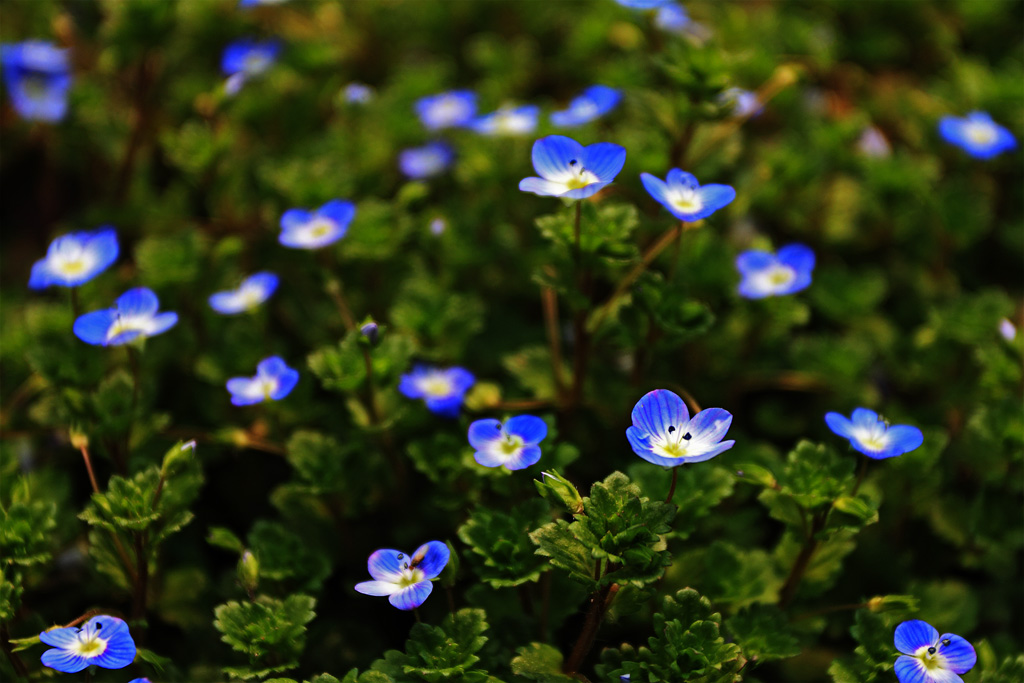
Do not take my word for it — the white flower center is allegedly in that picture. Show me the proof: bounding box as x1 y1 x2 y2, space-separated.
417 374 453 398
670 189 703 214
434 98 468 125
850 424 890 453
750 263 797 295
564 161 599 190
913 644 948 672
572 101 599 119
243 54 270 75
105 315 152 343
71 632 108 659
965 121 996 146
650 424 694 459
396 566 426 589
305 218 337 240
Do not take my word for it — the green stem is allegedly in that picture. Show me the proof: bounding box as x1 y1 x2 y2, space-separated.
665 467 679 504
778 510 828 609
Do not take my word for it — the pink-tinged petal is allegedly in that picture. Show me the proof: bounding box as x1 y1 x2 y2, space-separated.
389 581 432 610
895 620 939 654
410 540 449 579
367 548 406 581
355 580 399 596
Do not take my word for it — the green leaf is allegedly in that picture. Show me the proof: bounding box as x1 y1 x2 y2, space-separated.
135 646 173 671
458 500 549 588
725 604 801 662
510 643 574 682
247 520 332 594
213 594 317 674
370 608 490 682
208 526 246 553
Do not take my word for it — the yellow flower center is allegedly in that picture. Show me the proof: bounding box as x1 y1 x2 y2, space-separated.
966 122 995 145
420 376 453 398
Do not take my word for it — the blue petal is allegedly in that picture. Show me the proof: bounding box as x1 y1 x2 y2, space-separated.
468 419 504 450
687 408 733 443
85 227 119 274
317 199 356 228
28 259 56 289
633 448 689 468
248 272 279 297
147 312 178 338
504 415 548 445
410 540 450 579
40 649 89 673
269 367 299 400
562 180 612 200
777 244 815 274
893 655 930 683
695 184 736 214
367 548 405 582
885 425 923 456
735 250 774 274
116 288 160 316
280 208 312 231
474 448 509 468
446 367 475 392
258 356 288 377
504 444 542 470
74 310 117 345
851 408 880 429
895 620 939 654
938 117 967 148
389 580 432 610
640 172 671 205
532 135 584 180
938 634 977 674
93 626 136 670
398 372 425 399
519 177 570 197
38 626 80 648
580 142 626 182
630 389 689 438
684 440 735 463
425 394 464 418
824 412 855 439
227 378 263 406
626 425 654 457
666 168 698 190
584 85 622 112
209 291 244 314
355 580 398 596
88 615 130 639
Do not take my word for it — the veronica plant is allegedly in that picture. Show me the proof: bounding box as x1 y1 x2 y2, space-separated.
226 356 299 406
519 135 626 199
626 389 735 466
208 272 279 315
938 111 1016 159
736 243 815 299
399 364 474 417
399 141 455 179
221 38 281 95
354 541 450 610
0 40 71 122
470 104 539 136
640 169 736 222
73 287 178 346
39 615 136 673
894 620 977 683
550 85 622 127
278 199 356 249
28 227 118 290
414 90 477 130
825 408 924 460
467 415 548 470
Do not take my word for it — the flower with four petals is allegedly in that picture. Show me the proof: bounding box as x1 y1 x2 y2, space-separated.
893 620 976 683
736 243 815 299
415 90 477 130
470 104 539 136
626 389 735 467
73 288 178 346
519 135 626 200
279 199 356 249
354 541 450 610
399 141 455 179
399 365 475 418
468 415 548 470
226 356 299 406
29 227 118 290
640 169 735 222
208 272 279 315
825 408 924 460
938 111 1016 160
39 615 136 673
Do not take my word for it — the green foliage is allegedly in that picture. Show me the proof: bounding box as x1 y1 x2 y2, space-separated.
725 604 800 663
214 594 317 680
509 643 574 682
458 500 549 588
827 609 898 683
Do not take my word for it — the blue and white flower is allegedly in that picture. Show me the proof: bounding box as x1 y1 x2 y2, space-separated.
720 87 762 118
614 0 671 9
399 141 455 179
858 126 892 158
550 86 622 127
208 272 279 315
239 0 289 6
39 615 136 673
468 415 548 470
73 288 178 346
999 317 1016 341
221 38 281 95
279 199 356 249
354 541 450 610
399 365 475 418
415 90 477 130
626 389 735 467
640 169 735 222
226 356 299 406
938 111 1016 160
470 104 539 136
655 4 711 42
736 244 815 299
343 82 373 104
825 408 923 460
29 227 118 290
1 40 71 123
894 620 976 683
519 135 626 200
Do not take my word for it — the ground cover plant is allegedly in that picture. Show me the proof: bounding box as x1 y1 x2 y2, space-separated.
1 1 1022 682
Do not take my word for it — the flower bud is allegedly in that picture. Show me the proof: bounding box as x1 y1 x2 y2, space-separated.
238 550 259 595
360 321 380 346
535 470 584 515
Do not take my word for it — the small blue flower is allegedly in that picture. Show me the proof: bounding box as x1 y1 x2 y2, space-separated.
640 169 735 222
858 126 891 158
74 288 178 346
938 111 1016 160
399 141 455 179
399 365 475 418
894 620 976 683
226 356 299 406
221 38 281 95
468 415 548 470
654 3 708 40
736 244 815 299
39 615 136 673
354 541 450 610
627 389 735 467
470 104 539 136
825 408 923 460
720 87 762 118
429 217 447 235
1 41 71 123
29 227 118 290
343 82 373 104
999 317 1016 341
208 272 278 315
239 0 289 6
615 0 671 9
550 85 622 127
519 135 626 200
415 90 477 130
279 199 356 249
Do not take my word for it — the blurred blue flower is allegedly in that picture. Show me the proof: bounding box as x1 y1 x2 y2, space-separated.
470 104 539 136
208 272 279 315
239 0 289 6
354 541 450 610
519 135 626 199
415 90 476 130
938 111 1016 160
129 679 152 683
894 620 976 683
399 141 454 179
399 365 474 417
615 0 671 9
343 82 373 104
279 199 355 249
1 40 71 123
550 85 622 127
720 87 762 118
858 126 891 158
654 4 710 42
221 38 281 95
468 415 548 470
226 356 299 406
39 615 136 673
825 408 923 460
74 288 178 346
360 320 379 344
999 317 1016 341
29 227 118 290
736 244 815 299
627 389 735 467
429 217 447 235
640 169 735 222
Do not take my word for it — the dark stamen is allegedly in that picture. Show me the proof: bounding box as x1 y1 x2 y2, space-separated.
927 647 936 655
95 623 102 629
683 433 692 440
396 553 403 559
569 159 577 166
941 639 951 647
668 426 676 433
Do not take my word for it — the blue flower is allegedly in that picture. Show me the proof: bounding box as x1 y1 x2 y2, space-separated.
999 317 1016 341
73 288 178 346
640 169 735 222
858 126 891 158
29 227 118 290
343 82 373 104
279 199 356 249
894 620 976 683
519 135 626 200
468 415 548 470
550 86 622 127
399 365 475 418
399 142 455 179
938 111 1016 160
626 389 735 467
221 39 281 95
39 615 136 673
825 408 923 460
720 87 762 118
239 0 289 6
415 90 477 130
736 244 815 299
226 356 299 406
615 0 671 9
654 4 708 40
1 41 71 123
208 272 279 315
354 541 450 610
470 104 539 136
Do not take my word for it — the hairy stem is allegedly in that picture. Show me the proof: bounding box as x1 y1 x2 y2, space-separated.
79 444 138 584
665 467 679 504
562 581 620 675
